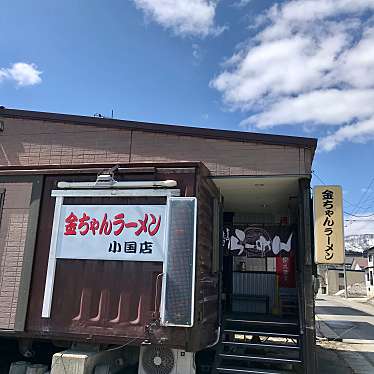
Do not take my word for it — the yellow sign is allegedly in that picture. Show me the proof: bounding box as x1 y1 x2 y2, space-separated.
313 185 344 264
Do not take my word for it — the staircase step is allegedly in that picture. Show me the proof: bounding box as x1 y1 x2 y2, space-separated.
224 330 299 339
224 321 299 334
225 318 298 328
219 354 302 364
221 341 300 350
216 367 291 374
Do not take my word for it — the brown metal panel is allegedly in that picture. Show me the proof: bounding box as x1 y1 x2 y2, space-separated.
0 180 33 330
15 175 44 331
0 188 4 223
26 168 202 347
47 260 162 332
298 178 317 374
186 170 220 351
0 161 203 175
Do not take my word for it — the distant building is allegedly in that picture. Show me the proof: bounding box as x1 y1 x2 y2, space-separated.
319 267 366 295
318 252 367 295
351 257 368 271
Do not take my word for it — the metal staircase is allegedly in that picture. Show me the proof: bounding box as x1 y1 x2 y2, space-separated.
213 314 302 374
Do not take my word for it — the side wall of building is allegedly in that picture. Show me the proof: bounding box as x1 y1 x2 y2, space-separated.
327 269 366 295
0 118 314 176
0 177 35 330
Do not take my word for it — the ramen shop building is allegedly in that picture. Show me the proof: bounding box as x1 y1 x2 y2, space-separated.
0 108 317 374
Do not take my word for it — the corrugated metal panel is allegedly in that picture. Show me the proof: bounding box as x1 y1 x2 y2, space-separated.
53 260 162 325
232 272 278 314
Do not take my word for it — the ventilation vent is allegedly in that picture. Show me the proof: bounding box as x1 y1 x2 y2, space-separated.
141 346 175 374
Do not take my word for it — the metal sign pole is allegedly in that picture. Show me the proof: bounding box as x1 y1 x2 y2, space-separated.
343 249 348 298
342 193 348 299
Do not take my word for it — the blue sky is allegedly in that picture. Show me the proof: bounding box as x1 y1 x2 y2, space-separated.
1 0 374 235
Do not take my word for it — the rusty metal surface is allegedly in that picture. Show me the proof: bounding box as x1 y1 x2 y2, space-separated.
25 169 201 346
50 260 162 333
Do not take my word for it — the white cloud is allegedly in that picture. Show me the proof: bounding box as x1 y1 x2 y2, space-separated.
192 43 202 61
319 116 374 151
0 70 8 81
132 0 223 37
0 62 42 87
336 27 374 88
211 0 374 150
244 89 374 129
361 188 373 193
235 0 252 7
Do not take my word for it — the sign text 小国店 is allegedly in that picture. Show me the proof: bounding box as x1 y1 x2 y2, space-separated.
313 185 344 264
55 205 166 262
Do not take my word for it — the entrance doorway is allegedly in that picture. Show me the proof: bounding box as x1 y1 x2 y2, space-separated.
212 176 303 373
222 220 297 320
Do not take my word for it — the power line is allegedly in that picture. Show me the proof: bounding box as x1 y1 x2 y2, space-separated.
355 191 374 213
311 170 327 185
349 175 374 216
311 170 355 209
344 211 374 218
345 219 374 222
311 170 374 222
344 196 374 211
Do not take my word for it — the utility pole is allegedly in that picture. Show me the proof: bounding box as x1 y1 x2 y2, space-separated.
343 248 348 298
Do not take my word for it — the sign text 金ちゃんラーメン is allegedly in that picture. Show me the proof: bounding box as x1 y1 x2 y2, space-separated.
314 186 344 264
56 205 166 262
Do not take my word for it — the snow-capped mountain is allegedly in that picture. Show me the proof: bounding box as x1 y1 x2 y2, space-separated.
344 234 374 253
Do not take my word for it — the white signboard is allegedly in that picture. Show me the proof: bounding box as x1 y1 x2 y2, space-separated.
55 205 166 262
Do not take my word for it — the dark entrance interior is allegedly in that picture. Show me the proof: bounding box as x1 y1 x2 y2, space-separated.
222 219 298 319
212 177 303 373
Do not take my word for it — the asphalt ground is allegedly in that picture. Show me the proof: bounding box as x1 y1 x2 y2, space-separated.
316 295 374 374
